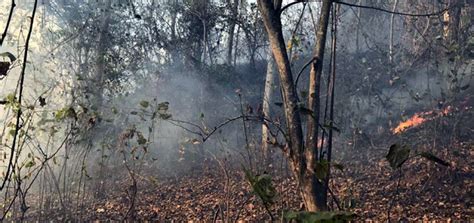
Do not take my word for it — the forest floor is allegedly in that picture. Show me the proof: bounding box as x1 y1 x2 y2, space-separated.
23 140 472 222
17 99 474 222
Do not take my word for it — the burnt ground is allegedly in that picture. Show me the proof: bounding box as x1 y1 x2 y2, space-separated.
20 140 472 222
15 101 474 222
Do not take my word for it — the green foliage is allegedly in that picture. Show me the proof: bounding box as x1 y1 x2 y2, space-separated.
55 107 77 121
24 160 36 168
287 36 301 51
4 93 20 111
243 168 276 205
315 160 330 180
136 132 147 145
157 101 169 112
284 211 356 223
159 113 172 120
24 153 36 168
139 100 149 108
6 93 16 104
156 101 171 120
386 144 410 169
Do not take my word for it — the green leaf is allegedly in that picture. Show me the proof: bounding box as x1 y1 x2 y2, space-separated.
244 168 276 205
66 107 77 119
386 144 410 169
315 160 329 180
6 93 15 102
157 102 169 111
159 113 172 120
55 107 77 121
139 100 149 108
136 131 147 145
4 93 18 108
418 152 450 166
284 211 356 222
25 160 36 168
137 134 147 145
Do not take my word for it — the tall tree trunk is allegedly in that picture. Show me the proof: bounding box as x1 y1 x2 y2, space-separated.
202 19 207 64
226 0 239 65
170 0 179 64
305 0 331 176
303 0 332 211
389 0 398 64
258 0 332 211
262 48 275 169
93 0 112 107
443 0 461 44
93 0 111 199
355 0 361 52
233 25 240 66
258 0 303 164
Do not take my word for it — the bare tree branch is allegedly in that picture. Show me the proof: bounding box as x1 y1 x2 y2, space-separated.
0 0 16 46
0 0 38 191
335 0 455 17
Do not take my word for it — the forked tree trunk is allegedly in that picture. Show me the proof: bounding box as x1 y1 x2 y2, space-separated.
257 0 332 211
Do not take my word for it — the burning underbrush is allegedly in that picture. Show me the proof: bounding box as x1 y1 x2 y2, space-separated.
392 106 453 134
390 94 472 141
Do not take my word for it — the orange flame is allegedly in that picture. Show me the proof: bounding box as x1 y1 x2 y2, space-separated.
392 106 452 134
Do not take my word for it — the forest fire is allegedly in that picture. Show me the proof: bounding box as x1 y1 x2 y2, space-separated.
392 106 452 134
0 0 471 221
